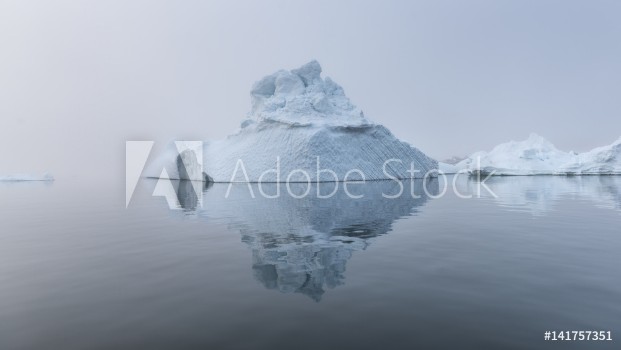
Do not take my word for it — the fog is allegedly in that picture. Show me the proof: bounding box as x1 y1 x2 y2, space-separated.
1 0 620 181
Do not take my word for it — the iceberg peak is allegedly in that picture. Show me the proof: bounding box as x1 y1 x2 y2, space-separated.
291 60 322 86
521 133 556 148
526 132 546 142
496 133 559 154
248 60 367 128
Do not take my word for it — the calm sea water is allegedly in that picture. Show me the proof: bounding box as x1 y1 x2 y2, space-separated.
1 176 620 349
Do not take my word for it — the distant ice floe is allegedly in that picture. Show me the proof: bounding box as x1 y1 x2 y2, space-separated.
451 133 621 175
0 173 54 182
146 60 437 182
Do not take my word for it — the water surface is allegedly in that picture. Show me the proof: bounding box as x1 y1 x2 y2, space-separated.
1 176 620 349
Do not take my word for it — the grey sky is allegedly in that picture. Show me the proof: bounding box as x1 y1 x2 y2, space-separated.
1 0 620 180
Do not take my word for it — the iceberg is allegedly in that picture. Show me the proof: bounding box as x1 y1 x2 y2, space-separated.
146 60 437 182
0 173 54 182
455 133 574 175
558 137 621 175
454 133 621 175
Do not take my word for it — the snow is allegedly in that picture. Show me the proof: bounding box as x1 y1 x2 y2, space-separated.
0 173 54 182
558 137 621 175
453 133 621 175
247 60 366 128
146 60 437 182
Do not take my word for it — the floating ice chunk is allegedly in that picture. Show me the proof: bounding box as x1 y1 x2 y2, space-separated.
0 173 54 181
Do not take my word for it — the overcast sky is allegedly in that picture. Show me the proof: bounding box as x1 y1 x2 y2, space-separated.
1 0 620 180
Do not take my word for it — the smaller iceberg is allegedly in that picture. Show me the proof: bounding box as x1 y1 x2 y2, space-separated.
455 133 574 175
0 173 54 182
454 134 621 175
558 137 621 175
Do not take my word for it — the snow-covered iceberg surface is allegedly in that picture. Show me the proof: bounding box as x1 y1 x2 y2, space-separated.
454 134 621 175
147 60 437 182
0 173 54 182
558 137 621 175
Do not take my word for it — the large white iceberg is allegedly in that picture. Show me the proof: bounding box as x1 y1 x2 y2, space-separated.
147 60 437 182
454 133 621 175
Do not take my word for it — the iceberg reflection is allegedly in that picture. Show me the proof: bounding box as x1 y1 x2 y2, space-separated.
180 180 438 301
